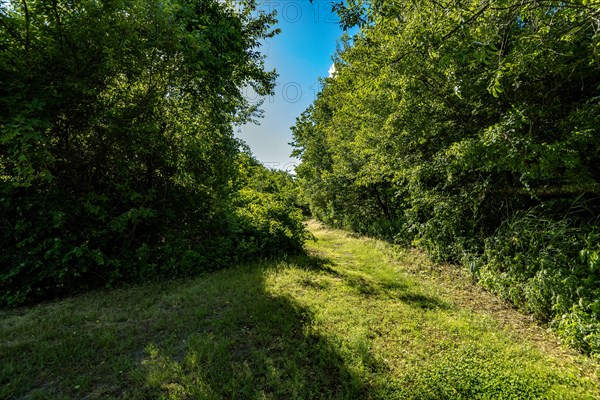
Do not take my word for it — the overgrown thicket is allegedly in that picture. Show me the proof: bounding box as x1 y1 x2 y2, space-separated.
292 0 600 354
234 152 312 259
0 0 308 306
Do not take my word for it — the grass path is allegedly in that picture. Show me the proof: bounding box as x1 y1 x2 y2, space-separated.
2 221 599 399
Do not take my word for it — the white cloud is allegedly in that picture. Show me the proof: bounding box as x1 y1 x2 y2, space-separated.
328 63 336 78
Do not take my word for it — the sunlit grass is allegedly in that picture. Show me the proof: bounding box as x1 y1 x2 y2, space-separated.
1 221 599 399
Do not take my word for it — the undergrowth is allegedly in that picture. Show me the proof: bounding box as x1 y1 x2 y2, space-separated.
1 223 598 399
470 204 600 355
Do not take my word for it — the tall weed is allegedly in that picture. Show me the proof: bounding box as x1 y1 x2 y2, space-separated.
471 204 600 354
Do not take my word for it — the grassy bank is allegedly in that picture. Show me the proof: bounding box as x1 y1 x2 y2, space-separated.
1 222 599 399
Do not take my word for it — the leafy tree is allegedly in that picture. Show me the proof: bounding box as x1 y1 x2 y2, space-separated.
0 0 284 305
293 0 600 353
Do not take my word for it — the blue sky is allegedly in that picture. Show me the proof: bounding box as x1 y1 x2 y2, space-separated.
235 0 345 172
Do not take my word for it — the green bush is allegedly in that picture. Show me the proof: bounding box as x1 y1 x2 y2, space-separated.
472 207 600 354
0 0 312 307
234 187 310 258
291 0 600 356
0 161 312 306
232 154 312 259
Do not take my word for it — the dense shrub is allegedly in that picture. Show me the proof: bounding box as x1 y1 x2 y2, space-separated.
232 154 313 259
0 0 310 306
471 206 600 354
292 0 600 354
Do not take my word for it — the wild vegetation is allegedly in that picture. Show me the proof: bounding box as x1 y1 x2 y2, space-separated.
2 0 600 395
2 223 598 399
0 0 308 306
292 0 600 354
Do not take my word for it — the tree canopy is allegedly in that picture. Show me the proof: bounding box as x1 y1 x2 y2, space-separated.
0 0 309 305
293 0 600 354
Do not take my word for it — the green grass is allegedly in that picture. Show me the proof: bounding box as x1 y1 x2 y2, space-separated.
2 221 599 399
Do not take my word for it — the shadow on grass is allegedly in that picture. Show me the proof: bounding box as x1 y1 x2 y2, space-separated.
138 262 367 399
395 292 450 310
287 252 339 275
338 270 451 311
3 250 587 400
0 253 367 399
